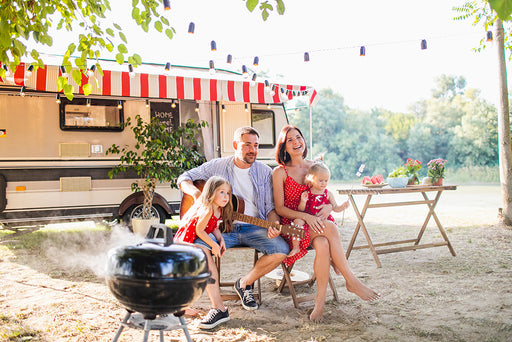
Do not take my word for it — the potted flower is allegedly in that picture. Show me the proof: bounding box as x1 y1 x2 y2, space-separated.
106 114 206 236
427 158 447 186
404 158 422 185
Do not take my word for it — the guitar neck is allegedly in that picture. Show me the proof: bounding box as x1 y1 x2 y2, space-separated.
232 212 276 229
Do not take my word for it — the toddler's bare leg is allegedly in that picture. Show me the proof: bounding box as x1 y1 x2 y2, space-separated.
287 219 305 258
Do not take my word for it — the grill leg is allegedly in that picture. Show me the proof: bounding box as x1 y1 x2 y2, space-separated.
142 320 151 342
111 311 131 342
179 316 192 342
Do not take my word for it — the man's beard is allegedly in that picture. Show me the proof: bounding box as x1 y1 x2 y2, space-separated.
243 153 257 164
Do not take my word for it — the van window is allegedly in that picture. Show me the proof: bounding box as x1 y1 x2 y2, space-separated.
60 98 124 131
251 109 275 147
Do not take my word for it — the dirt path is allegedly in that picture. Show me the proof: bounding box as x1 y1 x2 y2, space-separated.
1 184 511 341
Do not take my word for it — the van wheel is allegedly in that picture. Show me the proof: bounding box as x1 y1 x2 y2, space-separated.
122 204 167 229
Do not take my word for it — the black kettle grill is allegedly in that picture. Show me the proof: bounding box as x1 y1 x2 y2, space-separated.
106 224 212 341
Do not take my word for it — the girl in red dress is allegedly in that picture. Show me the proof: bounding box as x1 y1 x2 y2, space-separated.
287 162 350 258
174 176 233 258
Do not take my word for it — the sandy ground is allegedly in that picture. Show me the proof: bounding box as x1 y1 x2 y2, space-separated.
1 184 512 341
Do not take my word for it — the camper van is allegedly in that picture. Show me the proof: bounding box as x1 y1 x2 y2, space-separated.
0 62 315 228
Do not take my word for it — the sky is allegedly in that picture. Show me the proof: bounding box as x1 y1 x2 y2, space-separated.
34 0 508 112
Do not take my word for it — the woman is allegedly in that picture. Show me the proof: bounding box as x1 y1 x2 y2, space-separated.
272 125 380 322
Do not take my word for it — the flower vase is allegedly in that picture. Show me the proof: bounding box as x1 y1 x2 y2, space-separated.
433 178 443 186
408 175 418 185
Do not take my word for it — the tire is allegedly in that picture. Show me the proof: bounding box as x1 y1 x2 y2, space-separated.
122 204 167 230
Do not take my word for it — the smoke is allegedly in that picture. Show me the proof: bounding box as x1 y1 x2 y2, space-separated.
43 223 144 278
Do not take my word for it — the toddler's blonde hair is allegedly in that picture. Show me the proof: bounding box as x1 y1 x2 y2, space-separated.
305 162 331 187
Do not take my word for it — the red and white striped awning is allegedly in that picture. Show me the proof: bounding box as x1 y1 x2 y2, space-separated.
1 63 319 106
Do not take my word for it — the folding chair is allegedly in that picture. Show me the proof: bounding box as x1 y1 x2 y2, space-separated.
213 247 262 304
277 259 339 308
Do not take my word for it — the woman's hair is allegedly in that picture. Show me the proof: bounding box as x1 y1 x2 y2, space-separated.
275 125 308 165
305 162 331 187
180 176 233 233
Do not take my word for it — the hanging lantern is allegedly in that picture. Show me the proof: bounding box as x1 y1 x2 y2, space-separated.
226 54 233 64
163 0 171 10
165 62 171 72
304 52 310 62
210 40 217 52
253 56 259 66
87 64 96 77
209 60 215 75
188 22 195 34
360 46 366 56
486 31 493 42
26 65 34 77
421 39 427 50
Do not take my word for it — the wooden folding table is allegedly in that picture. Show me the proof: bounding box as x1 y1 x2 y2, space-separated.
337 185 457 267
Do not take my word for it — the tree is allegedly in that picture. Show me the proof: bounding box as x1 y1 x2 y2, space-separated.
0 0 285 99
455 1 512 224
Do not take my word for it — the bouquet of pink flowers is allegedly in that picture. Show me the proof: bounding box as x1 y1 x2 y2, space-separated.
404 158 422 184
427 158 447 182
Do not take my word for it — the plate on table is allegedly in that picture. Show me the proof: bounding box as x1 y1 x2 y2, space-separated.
362 183 388 188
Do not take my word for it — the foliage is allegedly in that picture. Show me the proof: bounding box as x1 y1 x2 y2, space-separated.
0 0 285 100
287 74 498 182
388 166 408 178
106 115 206 218
427 158 447 182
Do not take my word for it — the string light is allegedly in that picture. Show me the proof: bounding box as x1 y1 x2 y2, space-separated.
128 64 135 78
266 103 271 109
241 65 248 78
245 104 249 112
60 65 68 77
163 0 170 10
250 73 257 86
253 56 259 66
145 99 149 108
118 101 122 109
188 22 195 34
209 60 215 74
360 46 366 56
421 39 427 50
486 31 493 42
86 98 91 107
221 104 226 112
195 103 199 112
304 52 310 62
226 54 233 64
171 99 176 108
87 64 96 77
165 62 171 72
26 65 34 77
20 86 25 96
56 93 61 104
210 40 217 52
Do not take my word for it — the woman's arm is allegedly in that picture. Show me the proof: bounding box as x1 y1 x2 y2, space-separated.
272 166 326 232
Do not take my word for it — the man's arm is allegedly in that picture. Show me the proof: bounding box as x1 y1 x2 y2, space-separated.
179 180 202 200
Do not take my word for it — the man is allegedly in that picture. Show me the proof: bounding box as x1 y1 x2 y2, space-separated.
177 126 289 330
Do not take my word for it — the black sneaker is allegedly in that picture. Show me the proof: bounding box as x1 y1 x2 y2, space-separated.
198 308 230 330
234 278 258 310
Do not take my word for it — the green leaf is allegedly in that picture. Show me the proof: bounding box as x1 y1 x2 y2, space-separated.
161 17 169 26
154 21 163 32
118 44 128 53
489 0 512 20
113 23 122 30
119 32 127 44
247 0 258 12
72 69 82 85
106 28 114 37
106 43 114 52
132 0 139 6
83 83 93 96
64 84 74 100
57 76 66 91
276 0 285 14
165 28 173 40
116 53 124 64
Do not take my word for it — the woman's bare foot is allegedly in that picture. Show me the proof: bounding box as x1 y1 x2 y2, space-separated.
287 245 300 258
346 278 381 301
309 304 325 323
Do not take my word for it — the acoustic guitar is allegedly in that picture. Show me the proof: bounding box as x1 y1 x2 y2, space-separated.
179 180 305 239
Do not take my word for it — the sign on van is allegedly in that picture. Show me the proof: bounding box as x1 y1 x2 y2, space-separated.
150 102 179 133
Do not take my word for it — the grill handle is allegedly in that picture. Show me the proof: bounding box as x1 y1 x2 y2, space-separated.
146 224 174 247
